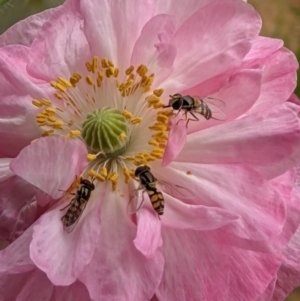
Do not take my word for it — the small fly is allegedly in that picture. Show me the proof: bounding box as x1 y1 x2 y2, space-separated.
164 93 226 127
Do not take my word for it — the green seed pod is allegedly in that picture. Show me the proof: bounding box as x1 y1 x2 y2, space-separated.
82 107 128 156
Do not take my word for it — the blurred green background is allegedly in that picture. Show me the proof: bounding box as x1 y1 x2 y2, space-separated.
0 0 299 300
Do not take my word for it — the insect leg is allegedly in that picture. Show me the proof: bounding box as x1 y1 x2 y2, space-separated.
186 112 199 128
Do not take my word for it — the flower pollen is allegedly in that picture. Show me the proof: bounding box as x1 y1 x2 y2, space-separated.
32 56 171 190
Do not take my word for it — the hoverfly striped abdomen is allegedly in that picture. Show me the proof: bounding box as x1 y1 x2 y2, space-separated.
61 178 95 232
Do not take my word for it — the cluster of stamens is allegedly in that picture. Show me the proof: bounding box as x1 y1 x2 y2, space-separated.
32 56 173 190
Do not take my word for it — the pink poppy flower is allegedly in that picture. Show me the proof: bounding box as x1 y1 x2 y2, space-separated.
1 0 300 300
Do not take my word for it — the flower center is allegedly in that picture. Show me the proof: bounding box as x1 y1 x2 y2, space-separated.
32 57 173 190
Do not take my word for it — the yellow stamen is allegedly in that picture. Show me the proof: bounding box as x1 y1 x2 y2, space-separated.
153 102 164 109
57 77 72 88
149 124 168 131
107 60 114 67
123 168 130 184
146 95 160 105
87 154 97 161
125 156 135 161
125 66 134 75
157 114 168 123
158 109 174 117
101 58 109 68
136 64 148 77
105 67 114 78
92 56 98 73
40 99 52 107
52 121 64 129
148 140 159 146
47 116 57 123
32 99 43 108
45 107 56 114
56 83 67 93
86 76 94 85
100 167 108 177
122 110 133 119
54 93 64 100
42 130 54 137
153 89 164 97
119 132 126 140
131 117 143 125
114 68 119 78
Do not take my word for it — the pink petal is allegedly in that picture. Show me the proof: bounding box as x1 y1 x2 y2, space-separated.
10 136 88 200
162 115 186 167
155 162 286 245
0 8 56 47
79 190 164 301
162 195 238 230
162 0 261 94
0 159 13 182
134 207 162 258
0 176 36 241
0 269 92 301
30 185 105 285
78 0 155 73
184 66 263 134
255 279 276 301
245 47 299 116
131 14 177 85
243 36 283 63
27 1 91 81
177 103 300 179
0 226 34 274
157 228 281 301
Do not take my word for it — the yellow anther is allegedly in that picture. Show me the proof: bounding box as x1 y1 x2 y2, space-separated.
149 124 168 131
45 107 57 114
135 154 145 160
69 130 81 137
157 114 168 123
36 118 47 124
52 121 64 129
159 143 166 149
122 110 133 119
152 148 164 154
101 58 109 68
87 154 97 161
151 153 163 159
136 64 148 76
119 132 126 140
110 173 119 182
123 168 130 184
47 116 57 123
147 155 156 161
92 56 98 73
40 99 52 107
105 67 114 78
131 117 143 125
50 81 57 88
125 79 134 88
86 76 94 85
148 140 159 146
133 160 142 166
57 77 72 88
153 102 164 109
54 93 64 100
152 131 166 137
107 60 114 67
32 99 43 108
100 167 108 177
153 89 164 97
56 83 67 93
125 66 134 75
95 174 105 182
97 71 103 87
158 109 174 117
42 130 54 137
88 170 97 177
155 137 168 143
114 68 119 78
125 156 135 161
146 95 160 105
85 62 92 72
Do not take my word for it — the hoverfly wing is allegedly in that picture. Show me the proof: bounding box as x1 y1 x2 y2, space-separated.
194 96 227 121
127 187 145 214
61 199 88 233
158 180 194 199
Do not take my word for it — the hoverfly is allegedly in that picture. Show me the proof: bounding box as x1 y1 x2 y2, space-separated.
61 178 95 232
128 165 194 216
164 93 226 127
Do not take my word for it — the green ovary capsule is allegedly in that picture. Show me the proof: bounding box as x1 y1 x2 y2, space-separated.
81 107 128 156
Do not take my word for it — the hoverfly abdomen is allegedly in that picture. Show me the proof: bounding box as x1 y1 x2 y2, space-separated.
61 178 95 232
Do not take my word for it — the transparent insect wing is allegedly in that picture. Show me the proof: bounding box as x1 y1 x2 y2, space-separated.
199 96 227 121
158 180 194 199
127 187 146 214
